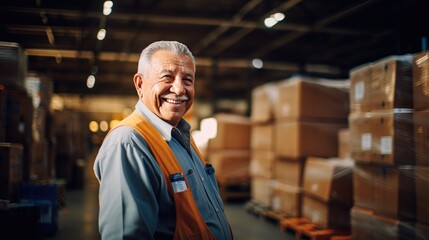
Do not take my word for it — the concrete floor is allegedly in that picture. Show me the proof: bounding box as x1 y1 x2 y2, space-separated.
45 150 294 240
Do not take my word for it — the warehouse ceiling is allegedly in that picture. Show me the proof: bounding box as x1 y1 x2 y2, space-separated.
0 0 427 109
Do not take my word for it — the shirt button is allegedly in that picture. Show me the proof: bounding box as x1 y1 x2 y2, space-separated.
201 177 204 181
215 208 219 212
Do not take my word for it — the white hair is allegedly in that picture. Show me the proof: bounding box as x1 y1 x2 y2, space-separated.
137 40 195 75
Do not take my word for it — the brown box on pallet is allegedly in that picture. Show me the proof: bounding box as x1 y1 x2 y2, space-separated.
275 120 347 158
416 166 429 225
414 110 429 165
270 181 302 217
208 113 251 150
250 176 274 206
348 110 414 165
0 143 23 202
207 150 250 183
353 164 376 210
350 63 372 113
354 164 416 221
250 82 278 123
275 77 349 121
250 150 275 179
338 128 351 159
413 51 429 110
302 194 351 229
302 157 354 206
369 55 413 111
273 157 305 187
251 123 274 151
351 206 416 240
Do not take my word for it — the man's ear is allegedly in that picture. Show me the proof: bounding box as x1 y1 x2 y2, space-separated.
133 73 143 98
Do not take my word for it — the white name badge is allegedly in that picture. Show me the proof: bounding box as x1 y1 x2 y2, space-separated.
170 173 187 193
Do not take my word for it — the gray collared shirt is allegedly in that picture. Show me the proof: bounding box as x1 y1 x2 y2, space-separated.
94 101 232 240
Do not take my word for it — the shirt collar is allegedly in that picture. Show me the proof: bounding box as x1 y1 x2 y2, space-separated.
135 100 191 142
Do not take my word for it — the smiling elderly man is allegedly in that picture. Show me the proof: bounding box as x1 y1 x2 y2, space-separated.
93 40 233 240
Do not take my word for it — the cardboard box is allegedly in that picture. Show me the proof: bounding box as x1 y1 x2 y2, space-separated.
275 120 347 158
413 51 429 110
251 123 274 151
250 176 274 206
302 157 354 206
353 164 376 210
250 150 275 178
350 63 372 113
273 158 305 187
349 110 414 165
250 82 278 123
302 195 351 229
270 181 302 217
354 164 416 221
0 42 27 88
0 143 23 202
208 113 251 150
351 206 416 240
338 128 351 159
416 166 429 225
275 77 349 121
369 55 413 111
207 150 250 182
414 110 429 165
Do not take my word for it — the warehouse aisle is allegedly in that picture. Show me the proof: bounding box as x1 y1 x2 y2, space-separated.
47 149 293 240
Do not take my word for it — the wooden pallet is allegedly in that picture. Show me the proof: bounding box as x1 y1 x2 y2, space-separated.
280 218 350 240
263 210 291 223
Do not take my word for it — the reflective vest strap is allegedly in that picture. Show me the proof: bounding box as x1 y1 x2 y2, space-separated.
113 111 215 240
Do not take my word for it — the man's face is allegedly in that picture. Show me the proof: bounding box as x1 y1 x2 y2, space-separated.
140 50 195 126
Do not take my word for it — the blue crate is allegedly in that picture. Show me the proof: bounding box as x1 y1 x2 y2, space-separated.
20 183 58 237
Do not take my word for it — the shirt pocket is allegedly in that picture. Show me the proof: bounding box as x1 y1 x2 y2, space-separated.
185 170 215 218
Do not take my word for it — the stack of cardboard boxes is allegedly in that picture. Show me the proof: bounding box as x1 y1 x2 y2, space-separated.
413 51 429 239
250 76 351 226
206 113 252 201
349 53 429 239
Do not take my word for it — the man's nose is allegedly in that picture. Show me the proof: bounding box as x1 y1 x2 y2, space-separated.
170 78 186 95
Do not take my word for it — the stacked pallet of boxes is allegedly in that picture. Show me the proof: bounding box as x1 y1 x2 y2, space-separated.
206 113 252 201
250 76 351 225
53 109 88 189
349 53 429 239
413 50 429 239
24 72 54 180
249 82 278 207
275 77 351 230
0 42 30 201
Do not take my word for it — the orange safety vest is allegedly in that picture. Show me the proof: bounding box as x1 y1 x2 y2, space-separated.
112 111 217 240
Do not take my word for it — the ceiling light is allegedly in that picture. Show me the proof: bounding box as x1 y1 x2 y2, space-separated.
264 12 285 28
87 74 96 88
103 1 113 16
252 58 263 69
97 28 106 40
